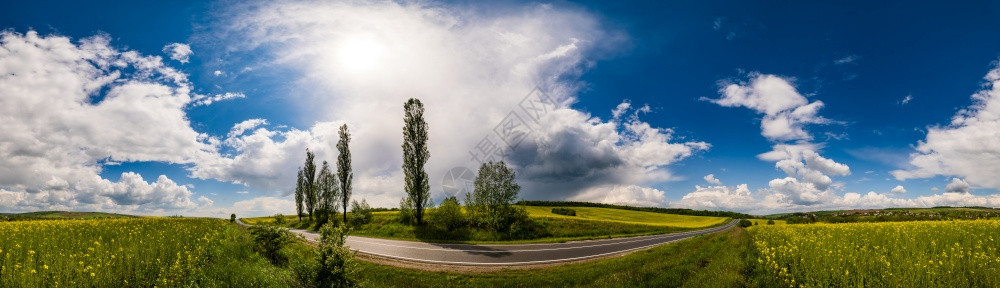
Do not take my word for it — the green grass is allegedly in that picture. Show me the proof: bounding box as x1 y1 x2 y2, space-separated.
0 218 294 287
351 226 749 287
245 206 729 244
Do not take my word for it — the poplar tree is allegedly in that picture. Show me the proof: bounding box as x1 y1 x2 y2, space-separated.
337 124 353 223
316 160 340 225
402 98 431 225
295 168 304 221
304 149 318 221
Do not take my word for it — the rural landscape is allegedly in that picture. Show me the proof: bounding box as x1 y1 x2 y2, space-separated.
3 0 1000 287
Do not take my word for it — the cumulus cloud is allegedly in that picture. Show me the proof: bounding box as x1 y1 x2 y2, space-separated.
707 74 831 142
200 0 706 207
890 185 906 194
704 174 722 185
675 184 754 211
0 30 222 213
685 73 858 212
945 178 970 193
162 43 192 63
892 64 1000 191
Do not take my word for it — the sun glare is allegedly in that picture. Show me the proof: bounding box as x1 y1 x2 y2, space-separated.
336 36 384 73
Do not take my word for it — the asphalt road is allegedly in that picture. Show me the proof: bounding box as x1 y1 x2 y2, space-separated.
268 219 739 266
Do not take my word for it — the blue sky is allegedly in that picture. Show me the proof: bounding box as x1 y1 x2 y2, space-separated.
2 0 999 216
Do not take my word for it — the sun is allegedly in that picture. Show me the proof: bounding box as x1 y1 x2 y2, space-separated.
336 36 385 73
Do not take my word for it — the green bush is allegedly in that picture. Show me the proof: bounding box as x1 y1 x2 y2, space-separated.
397 197 415 224
230 213 236 223
248 225 294 265
738 219 753 228
431 196 466 230
551 207 577 216
316 224 357 287
274 213 286 225
767 219 775 225
350 199 373 227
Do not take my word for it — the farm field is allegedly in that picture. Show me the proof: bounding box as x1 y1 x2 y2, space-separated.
0 218 292 287
521 206 728 228
243 206 730 244
747 219 1000 287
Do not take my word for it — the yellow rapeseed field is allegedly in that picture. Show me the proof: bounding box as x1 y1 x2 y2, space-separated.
748 220 1000 287
0 217 287 287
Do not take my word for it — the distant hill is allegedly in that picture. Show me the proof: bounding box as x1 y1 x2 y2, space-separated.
767 206 1000 224
0 211 137 221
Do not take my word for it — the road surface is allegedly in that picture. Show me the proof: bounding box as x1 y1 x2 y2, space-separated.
239 219 739 266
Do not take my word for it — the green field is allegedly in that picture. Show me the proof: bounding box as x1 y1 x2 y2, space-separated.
0 211 135 221
0 218 292 287
522 206 728 228
244 206 729 243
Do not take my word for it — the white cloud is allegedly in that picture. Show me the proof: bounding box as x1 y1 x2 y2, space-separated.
834 55 859 65
900 94 913 105
945 178 970 193
0 31 219 214
707 74 830 141
703 174 722 185
890 185 906 194
689 73 855 211
191 92 245 107
893 64 1000 191
570 185 669 207
213 70 224 76
162 43 192 64
676 183 1000 215
675 184 754 211
231 196 295 216
227 118 269 138
201 0 706 207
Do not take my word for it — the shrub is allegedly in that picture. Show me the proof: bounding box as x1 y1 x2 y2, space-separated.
350 199 373 227
397 197 415 224
551 207 577 216
249 225 294 265
230 213 236 223
274 214 286 225
315 224 356 287
431 196 466 230
739 219 753 228
767 219 775 225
